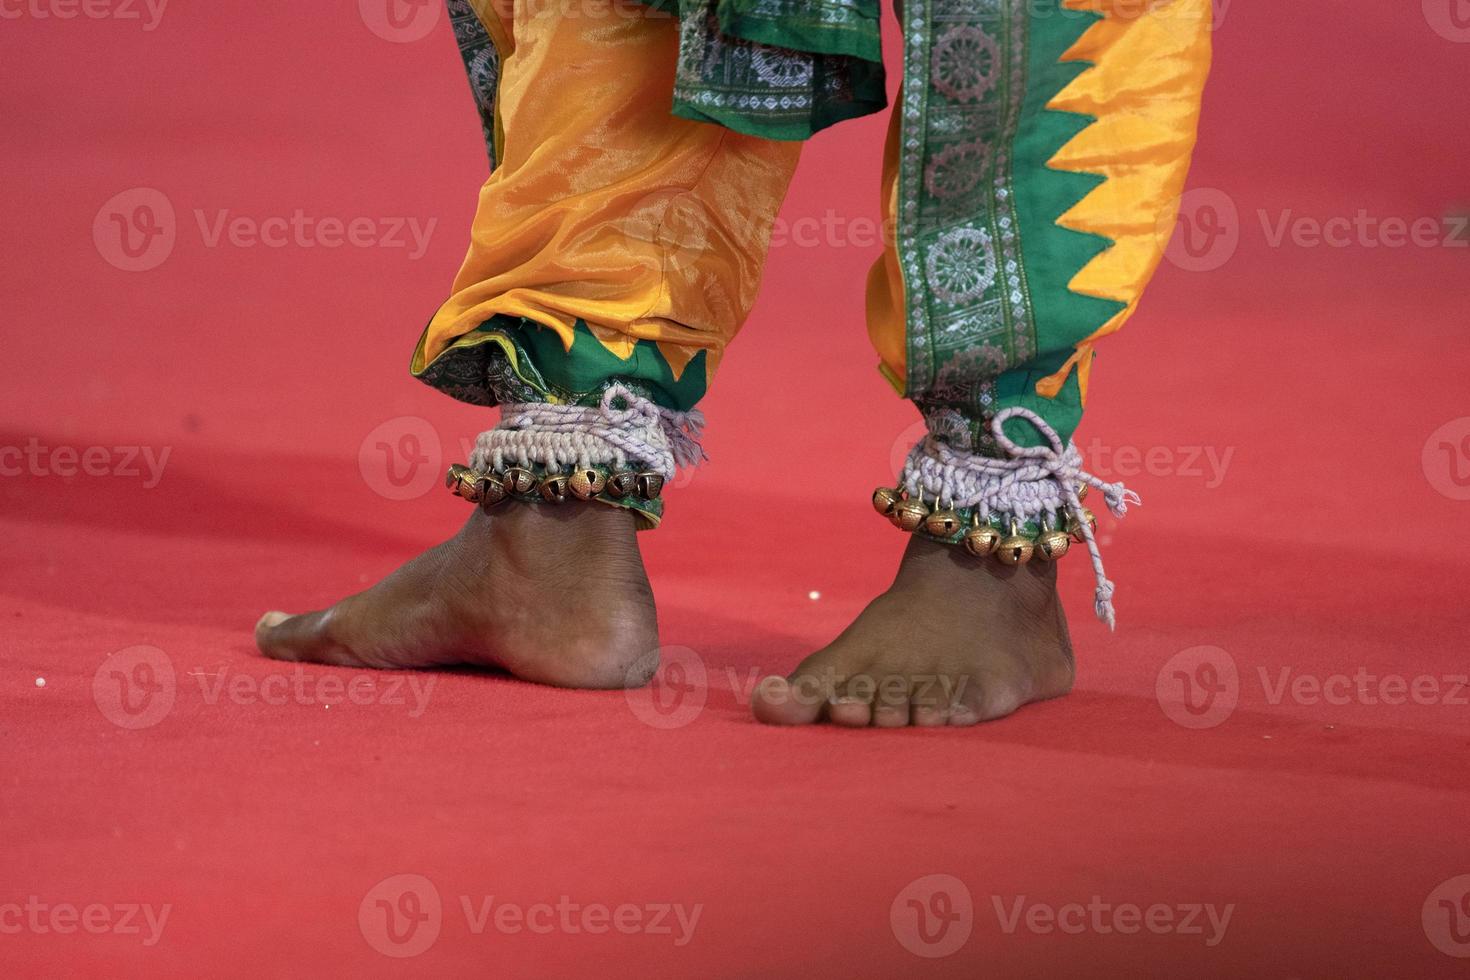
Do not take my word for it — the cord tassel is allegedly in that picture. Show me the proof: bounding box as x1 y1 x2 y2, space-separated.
899 406 1140 628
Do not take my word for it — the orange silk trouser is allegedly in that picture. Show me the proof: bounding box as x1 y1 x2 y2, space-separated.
412 0 801 411
413 0 1212 454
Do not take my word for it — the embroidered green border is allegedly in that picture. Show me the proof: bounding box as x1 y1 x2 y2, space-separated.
411 317 708 412
652 0 887 141
894 0 1124 450
411 317 709 529
444 0 502 170
718 0 883 62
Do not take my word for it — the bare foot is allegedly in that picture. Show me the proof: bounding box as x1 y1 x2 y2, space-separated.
255 504 659 688
752 536 1075 727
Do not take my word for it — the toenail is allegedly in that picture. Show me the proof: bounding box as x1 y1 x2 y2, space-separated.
757 676 787 700
256 611 290 632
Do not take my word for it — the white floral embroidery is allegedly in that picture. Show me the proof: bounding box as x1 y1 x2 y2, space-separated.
752 47 814 88
926 227 998 305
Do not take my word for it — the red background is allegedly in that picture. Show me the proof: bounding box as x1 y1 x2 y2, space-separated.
3 0 1469 975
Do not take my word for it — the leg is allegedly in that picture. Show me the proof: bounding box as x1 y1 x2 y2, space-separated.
257 0 799 686
756 0 1212 724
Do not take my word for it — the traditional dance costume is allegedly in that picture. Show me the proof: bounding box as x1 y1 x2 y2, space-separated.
423 0 1212 624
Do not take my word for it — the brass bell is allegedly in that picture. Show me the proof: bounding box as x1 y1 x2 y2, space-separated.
924 507 963 539
446 465 479 501
1067 507 1097 543
872 487 901 518
502 466 536 496
458 474 486 504
890 496 930 532
568 468 606 500
996 520 1034 566
478 477 508 509
1034 518 1071 561
606 472 638 497
1076 483 1089 501
635 472 664 500
962 520 1002 557
539 473 570 503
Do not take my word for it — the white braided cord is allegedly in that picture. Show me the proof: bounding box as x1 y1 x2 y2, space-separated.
900 407 1141 628
469 384 706 482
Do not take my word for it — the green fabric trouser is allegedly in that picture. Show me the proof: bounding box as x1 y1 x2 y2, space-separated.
422 0 1211 545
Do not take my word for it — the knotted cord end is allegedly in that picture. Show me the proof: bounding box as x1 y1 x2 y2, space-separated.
897 406 1140 627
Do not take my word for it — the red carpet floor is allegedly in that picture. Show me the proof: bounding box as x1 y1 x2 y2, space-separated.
3 2 1469 976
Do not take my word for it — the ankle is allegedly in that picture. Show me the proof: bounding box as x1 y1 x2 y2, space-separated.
896 537 1058 600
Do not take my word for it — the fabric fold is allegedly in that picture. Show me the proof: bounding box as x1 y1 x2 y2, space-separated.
649 0 887 140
